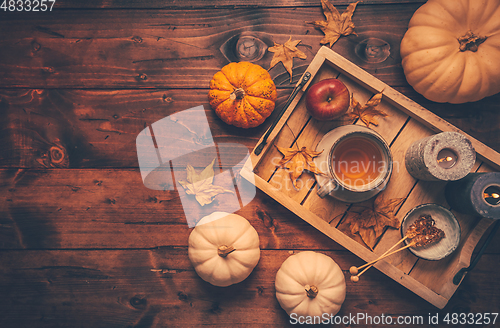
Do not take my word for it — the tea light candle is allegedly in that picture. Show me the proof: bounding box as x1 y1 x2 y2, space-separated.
445 172 500 219
437 148 458 169
405 132 476 181
484 187 500 206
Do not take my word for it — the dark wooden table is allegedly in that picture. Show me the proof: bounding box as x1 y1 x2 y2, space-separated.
1 1 499 327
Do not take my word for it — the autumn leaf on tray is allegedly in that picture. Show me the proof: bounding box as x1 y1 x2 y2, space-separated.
307 0 360 47
347 91 388 127
178 158 233 206
276 145 324 189
268 36 307 83
342 195 405 250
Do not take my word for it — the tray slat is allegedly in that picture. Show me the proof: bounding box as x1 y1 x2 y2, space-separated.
240 46 500 309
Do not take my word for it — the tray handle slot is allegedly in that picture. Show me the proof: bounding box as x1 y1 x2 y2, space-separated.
453 219 499 285
254 72 311 156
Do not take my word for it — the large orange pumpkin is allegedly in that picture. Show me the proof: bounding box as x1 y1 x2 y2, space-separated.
208 62 277 128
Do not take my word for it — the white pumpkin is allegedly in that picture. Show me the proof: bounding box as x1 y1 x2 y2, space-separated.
400 0 500 104
275 251 346 317
188 212 260 287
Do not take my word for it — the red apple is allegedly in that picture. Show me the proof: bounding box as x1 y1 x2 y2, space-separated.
305 78 350 120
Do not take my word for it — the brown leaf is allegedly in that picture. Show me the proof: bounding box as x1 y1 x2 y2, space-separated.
177 158 234 206
276 145 324 189
342 195 405 250
268 36 307 83
307 0 360 47
347 91 388 127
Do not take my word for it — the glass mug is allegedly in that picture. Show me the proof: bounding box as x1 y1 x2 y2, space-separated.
315 126 393 203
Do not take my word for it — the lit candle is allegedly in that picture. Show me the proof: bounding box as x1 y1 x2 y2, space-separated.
483 186 500 206
445 173 500 219
437 148 458 169
405 132 475 181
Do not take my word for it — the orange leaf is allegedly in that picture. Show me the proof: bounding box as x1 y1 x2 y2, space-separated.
341 194 405 250
268 36 307 83
347 91 388 127
276 145 324 189
307 0 360 47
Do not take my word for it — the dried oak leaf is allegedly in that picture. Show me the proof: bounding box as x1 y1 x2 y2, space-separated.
276 145 324 189
268 36 307 83
347 91 388 127
343 195 405 250
178 158 233 206
307 0 360 47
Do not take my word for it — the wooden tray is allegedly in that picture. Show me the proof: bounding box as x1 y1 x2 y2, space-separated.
240 46 500 309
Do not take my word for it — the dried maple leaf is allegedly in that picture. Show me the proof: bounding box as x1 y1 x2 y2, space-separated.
268 36 307 83
276 145 324 189
347 91 388 127
342 195 405 250
307 0 360 47
178 158 233 206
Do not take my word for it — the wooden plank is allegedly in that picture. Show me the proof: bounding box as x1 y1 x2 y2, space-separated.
48 0 427 9
1 248 497 326
0 168 346 250
4 249 498 328
0 89 291 168
0 5 420 88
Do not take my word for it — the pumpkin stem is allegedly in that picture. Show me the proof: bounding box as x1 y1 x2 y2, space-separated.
304 284 319 299
217 245 236 258
230 88 246 100
458 30 487 52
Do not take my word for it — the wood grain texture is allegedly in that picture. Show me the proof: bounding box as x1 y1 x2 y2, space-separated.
0 168 344 250
0 249 497 328
2 87 499 170
1 1 500 326
48 0 427 9
0 5 418 88
4 164 497 251
0 89 293 168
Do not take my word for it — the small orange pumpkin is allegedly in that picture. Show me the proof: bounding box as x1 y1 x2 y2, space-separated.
208 62 277 128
